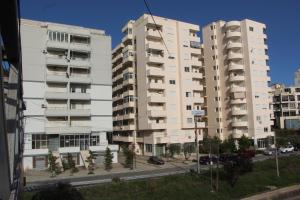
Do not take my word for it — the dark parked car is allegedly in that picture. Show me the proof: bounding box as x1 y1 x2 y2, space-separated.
219 154 239 163
148 156 165 165
294 144 300 151
199 155 218 165
239 149 255 158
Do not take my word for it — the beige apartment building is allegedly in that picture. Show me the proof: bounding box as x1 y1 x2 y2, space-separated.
112 14 206 156
202 19 274 148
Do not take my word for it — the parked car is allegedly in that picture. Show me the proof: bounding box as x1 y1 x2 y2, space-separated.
239 149 256 158
294 144 300 151
148 156 165 165
199 155 218 165
219 154 239 163
279 145 294 153
263 148 277 156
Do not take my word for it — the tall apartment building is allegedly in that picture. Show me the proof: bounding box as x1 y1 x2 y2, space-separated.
294 68 300 86
112 14 206 156
21 19 117 170
203 19 273 148
271 83 300 129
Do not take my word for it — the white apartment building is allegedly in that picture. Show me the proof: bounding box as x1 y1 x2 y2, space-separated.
294 68 300 86
21 19 117 170
271 83 300 129
112 14 206 156
203 19 273 148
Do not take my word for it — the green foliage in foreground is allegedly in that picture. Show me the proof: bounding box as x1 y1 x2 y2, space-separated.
24 155 300 200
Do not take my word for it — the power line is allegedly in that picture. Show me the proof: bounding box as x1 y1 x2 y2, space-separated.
143 0 171 57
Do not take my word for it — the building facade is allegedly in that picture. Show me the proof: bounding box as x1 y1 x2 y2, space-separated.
112 14 206 156
21 19 117 170
294 68 300 87
271 83 300 129
202 19 273 148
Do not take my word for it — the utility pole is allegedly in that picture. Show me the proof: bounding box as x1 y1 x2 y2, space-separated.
215 138 220 192
194 115 200 174
209 140 214 192
274 133 280 177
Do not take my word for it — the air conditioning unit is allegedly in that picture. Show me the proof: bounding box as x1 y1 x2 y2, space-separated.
41 104 47 108
42 50 47 54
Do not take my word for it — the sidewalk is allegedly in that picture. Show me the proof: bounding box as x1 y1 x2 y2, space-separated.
242 184 300 200
25 156 195 183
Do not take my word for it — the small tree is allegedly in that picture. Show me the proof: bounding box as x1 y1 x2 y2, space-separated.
123 147 134 168
67 153 78 175
238 135 252 152
104 147 114 171
223 156 253 187
220 135 237 154
169 143 181 158
183 143 195 160
48 151 60 177
85 150 96 174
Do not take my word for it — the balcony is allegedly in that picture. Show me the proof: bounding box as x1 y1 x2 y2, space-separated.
226 31 241 39
226 21 241 29
69 92 91 100
147 95 166 103
46 74 68 83
190 59 203 67
45 126 91 134
190 47 201 55
112 53 123 64
148 110 166 118
69 109 91 117
146 55 164 64
123 78 135 86
191 84 203 91
123 67 134 74
47 41 69 49
45 108 69 117
146 68 165 77
194 97 205 104
123 90 135 97
229 75 245 82
146 42 164 51
145 29 161 39
192 72 203 79
230 86 246 93
231 121 248 127
69 75 91 84
227 52 243 60
122 34 133 43
45 92 68 100
113 105 122 112
230 99 247 105
122 45 134 53
113 115 123 121
69 58 91 68
226 42 242 50
113 135 133 143
228 64 244 71
123 124 136 131
148 123 166 129
232 130 248 138
147 82 165 90
123 113 135 120
69 42 91 52
122 101 135 108
232 109 247 116
123 55 134 63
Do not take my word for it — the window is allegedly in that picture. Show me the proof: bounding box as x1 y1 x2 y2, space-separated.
214 86 219 91
213 65 218 70
216 118 221 122
145 144 152 152
215 97 220 101
186 92 191 97
213 76 219 80
282 96 288 101
90 135 100 146
210 35 216 40
212 45 216 50
123 72 134 80
184 67 190 72
169 80 176 85
187 118 193 123
212 55 217 60
289 95 295 101
32 134 48 149
249 26 254 32
81 87 86 93
263 28 266 34
295 88 300 93
210 25 214 30
256 116 261 121
186 105 192 110
264 127 268 132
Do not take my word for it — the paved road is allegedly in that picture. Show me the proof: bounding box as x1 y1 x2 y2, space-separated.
25 151 300 191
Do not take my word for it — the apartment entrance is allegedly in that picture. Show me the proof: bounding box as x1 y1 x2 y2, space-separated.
155 144 165 157
48 135 59 151
60 134 90 150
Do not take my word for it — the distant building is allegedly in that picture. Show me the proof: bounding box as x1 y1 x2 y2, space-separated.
21 19 118 170
294 68 300 86
202 19 274 148
271 83 300 129
112 14 206 156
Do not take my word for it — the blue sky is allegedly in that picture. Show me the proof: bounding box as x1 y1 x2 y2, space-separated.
20 0 300 86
